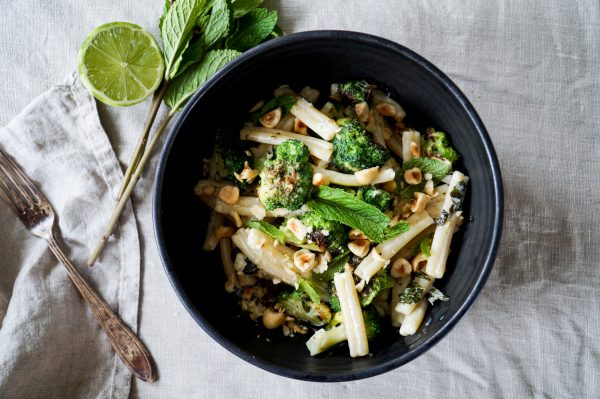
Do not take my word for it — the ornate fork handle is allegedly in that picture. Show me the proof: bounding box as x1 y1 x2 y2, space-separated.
47 234 157 382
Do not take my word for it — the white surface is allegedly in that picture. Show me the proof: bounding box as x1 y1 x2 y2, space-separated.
0 1 599 397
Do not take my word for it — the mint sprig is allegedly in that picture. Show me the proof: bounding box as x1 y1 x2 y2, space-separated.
86 0 282 265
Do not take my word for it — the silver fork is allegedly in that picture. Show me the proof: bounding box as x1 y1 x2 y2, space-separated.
0 147 156 382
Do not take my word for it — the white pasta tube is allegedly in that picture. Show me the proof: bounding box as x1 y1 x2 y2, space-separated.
219 238 238 293
231 228 298 287
354 212 434 282
401 129 421 162
334 269 369 357
311 164 395 187
202 211 224 251
390 276 411 327
366 108 387 146
425 184 449 219
395 272 433 315
240 126 334 161
290 97 341 141
399 298 428 336
426 171 465 278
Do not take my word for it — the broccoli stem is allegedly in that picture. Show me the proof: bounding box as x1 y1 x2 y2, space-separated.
240 127 334 161
306 324 347 356
311 165 395 187
290 97 341 141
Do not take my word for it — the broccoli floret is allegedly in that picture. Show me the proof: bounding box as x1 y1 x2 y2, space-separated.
422 128 459 163
300 212 348 254
337 80 375 104
357 186 393 212
210 129 253 189
257 140 312 210
362 306 383 339
331 119 390 173
277 289 332 326
359 269 395 307
328 280 341 312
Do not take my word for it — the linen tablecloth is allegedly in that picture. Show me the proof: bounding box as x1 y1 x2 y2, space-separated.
1 1 598 398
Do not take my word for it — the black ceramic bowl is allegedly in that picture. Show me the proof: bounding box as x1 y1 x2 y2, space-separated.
154 31 503 381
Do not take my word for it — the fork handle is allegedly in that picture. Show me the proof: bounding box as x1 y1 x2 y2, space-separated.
47 235 157 382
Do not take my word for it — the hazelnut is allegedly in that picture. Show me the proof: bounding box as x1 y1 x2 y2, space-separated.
410 141 421 157
259 107 282 128
355 102 370 122
219 185 240 205
294 249 317 272
262 307 285 329
312 172 329 186
348 229 367 240
390 258 412 278
404 167 422 185
411 192 431 213
412 252 428 272
354 166 380 185
348 239 370 258
383 180 397 192
293 118 308 135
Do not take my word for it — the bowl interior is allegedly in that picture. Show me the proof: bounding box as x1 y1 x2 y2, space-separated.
154 31 502 381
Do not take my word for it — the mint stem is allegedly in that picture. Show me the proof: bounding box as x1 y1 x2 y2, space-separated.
88 108 177 266
116 80 170 201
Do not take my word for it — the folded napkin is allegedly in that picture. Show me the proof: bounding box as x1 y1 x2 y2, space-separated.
0 73 140 399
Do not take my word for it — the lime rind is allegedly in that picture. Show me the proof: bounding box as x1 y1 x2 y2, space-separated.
78 22 165 107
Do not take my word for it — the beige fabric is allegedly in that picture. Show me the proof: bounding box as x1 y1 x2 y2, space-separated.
0 1 598 398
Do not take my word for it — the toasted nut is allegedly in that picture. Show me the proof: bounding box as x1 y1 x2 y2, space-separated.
424 180 434 196
348 229 367 240
348 239 370 258
234 161 259 184
424 173 433 181
329 83 342 101
219 185 240 205
383 127 392 140
287 218 308 241
288 321 308 334
412 252 428 272
300 86 320 103
294 249 317 272
249 100 264 113
262 307 285 329
354 166 380 185
259 107 282 128
355 102 370 122
312 172 329 186
383 180 397 192
274 85 296 97
375 102 397 117
215 226 235 240
411 192 431 213
404 167 422 185
410 141 421 157
395 121 406 129
355 280 366 293
390 258 412 278
320 102 336 117
293 118 308 135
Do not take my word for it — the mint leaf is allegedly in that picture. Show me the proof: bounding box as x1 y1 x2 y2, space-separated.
175 39 205 77
382 221 410 241
298 277 321 304
159 0 171 31
400 157 451 181
165 49 241 110
225 8 277 51
307 186 390 243
161 0 208 79
398 181 424 200
231 0 263 18
245 220 286 243
202 0 233 50
420 236 432 257
313 251 349 282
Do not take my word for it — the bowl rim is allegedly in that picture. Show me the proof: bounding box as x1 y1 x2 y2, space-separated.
153 30 504 382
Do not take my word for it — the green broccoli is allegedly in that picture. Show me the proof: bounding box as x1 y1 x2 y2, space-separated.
277 289 332 326
209 129 253 189
300 211 348 255
422 128 459 163
357 186 393 212
331 118 390 173
305 307 382 356
337 80 375 104
328 280 341 312
257 140 313 210
359 269 395 307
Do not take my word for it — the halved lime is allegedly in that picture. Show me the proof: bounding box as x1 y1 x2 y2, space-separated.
78 22 165 107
